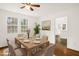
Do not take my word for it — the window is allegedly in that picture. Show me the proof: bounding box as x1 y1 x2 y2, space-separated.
21 19 28 33
7 17 28 34
7 17 18 33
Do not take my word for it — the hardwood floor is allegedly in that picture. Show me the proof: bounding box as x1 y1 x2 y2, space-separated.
67 48 79 56
54 43 79 56
0 45 79 56
0 48 4 54
54 43 67 56
0 47 7 56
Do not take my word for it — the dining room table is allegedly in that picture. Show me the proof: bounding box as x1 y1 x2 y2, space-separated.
15 37 49 56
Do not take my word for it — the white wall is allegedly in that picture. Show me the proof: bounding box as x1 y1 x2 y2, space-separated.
39 7 79 51
39 16 55 44
0 9 39 47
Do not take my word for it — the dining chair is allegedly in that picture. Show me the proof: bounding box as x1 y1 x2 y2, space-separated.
33 43 55 56
6 39 27 56
42 36 48 40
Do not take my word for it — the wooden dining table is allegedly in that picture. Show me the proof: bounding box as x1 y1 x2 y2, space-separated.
15 37 49 56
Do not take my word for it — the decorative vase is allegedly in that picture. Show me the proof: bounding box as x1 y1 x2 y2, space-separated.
35 34 40 40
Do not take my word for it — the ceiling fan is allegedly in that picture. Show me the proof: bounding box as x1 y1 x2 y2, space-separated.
20 3 40 11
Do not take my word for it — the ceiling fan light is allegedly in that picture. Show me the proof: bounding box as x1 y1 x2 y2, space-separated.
25 6 30 10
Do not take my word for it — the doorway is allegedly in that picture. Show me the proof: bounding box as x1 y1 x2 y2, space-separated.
54 16 67 55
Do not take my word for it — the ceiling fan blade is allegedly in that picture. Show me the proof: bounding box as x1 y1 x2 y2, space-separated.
20 6 25 9
30 7 34 11
21 3 25 4
31 5 40 7
24 3 30 5
21 3 30 5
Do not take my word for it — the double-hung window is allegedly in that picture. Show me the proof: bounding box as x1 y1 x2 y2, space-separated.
7 17 28 33
21 19 28 33
7 17 18 33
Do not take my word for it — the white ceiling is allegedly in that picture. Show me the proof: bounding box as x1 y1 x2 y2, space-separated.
0 3 79 17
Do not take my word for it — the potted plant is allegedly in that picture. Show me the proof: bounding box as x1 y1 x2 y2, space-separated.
34 23 40 38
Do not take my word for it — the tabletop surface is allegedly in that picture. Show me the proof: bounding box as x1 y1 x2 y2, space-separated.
15 37 49 49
